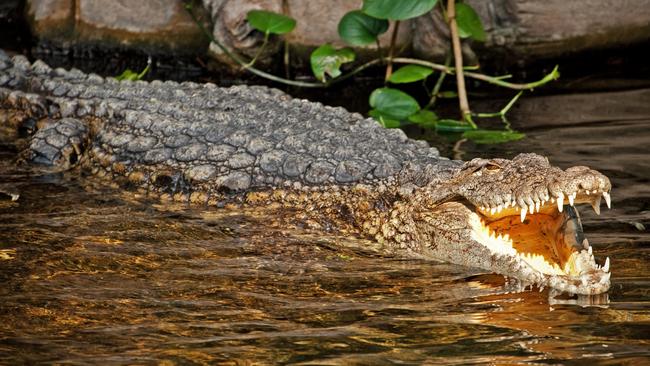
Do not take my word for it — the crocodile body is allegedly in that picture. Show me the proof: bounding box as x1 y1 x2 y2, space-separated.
0 52 613 295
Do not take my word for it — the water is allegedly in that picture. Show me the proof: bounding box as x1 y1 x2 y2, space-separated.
0 88 649 365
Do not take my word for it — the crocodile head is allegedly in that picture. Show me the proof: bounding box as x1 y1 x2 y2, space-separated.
411 153 612 295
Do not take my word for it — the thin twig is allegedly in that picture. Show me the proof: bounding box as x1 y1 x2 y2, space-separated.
474 90 523 130
384 20 400 82
446 0 474 127
391 58 559 90
425 53 451 109
243 32 269 68
282 0 291 79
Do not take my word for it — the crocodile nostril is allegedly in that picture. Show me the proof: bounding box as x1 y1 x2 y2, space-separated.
154 174 173 188
68 151 78 165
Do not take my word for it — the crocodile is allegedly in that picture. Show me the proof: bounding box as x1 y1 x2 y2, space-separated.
0 51 612 295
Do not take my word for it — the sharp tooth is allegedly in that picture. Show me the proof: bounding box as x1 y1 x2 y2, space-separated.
520 206 527 222
586 190 590 195
528 204 534 214
526 197 534 209
588 246 593 255
591 195 601 215
603 191 611 209
603 257 610 273
534 200 540 213
601 272 611 283
490 207 496 215
557 193 564 212
568 192 575 206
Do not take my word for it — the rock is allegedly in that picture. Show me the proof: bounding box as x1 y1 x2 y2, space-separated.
202 0 411 67
22 0 650 69
27 0 74 40
26 0 211 55
413 0 650 65
203 0 283 66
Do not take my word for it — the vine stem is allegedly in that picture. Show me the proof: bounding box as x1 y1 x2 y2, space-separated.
282 0 291 79
384 20 400 81
243 32 269 68
391 58 559 90
424 53 451 109
446 0 474 127
184 2 558 90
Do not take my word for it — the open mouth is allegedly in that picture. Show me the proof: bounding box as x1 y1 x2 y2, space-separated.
469 188 611 294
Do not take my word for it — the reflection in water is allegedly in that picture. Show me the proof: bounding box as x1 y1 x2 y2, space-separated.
0 90 649 364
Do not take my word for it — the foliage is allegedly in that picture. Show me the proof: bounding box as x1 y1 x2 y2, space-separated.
362 0 439 20
246 10 296 35
408 110 438 128
184 0 561 145
116 59 151 81
338 10 389 46
310 44 356 82
388 65 433 83
455 3 486 41
369 87 420 120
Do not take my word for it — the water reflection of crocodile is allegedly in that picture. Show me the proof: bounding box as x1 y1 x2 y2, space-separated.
0 52 612 295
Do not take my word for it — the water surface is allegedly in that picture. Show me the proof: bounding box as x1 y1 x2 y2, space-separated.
0 88 648 365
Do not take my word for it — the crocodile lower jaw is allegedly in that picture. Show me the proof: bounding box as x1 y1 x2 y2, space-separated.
469 203 611 295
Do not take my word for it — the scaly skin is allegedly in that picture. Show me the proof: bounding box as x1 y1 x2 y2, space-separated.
0 52 612 295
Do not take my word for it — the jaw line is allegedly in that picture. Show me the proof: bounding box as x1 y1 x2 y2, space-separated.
467 209 611 295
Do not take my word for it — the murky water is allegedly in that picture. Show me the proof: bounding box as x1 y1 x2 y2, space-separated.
0 88 649 365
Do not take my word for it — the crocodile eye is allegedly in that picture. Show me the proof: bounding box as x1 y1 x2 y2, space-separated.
484 163 502 172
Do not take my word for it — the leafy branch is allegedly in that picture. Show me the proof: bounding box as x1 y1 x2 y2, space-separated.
183 0 560 144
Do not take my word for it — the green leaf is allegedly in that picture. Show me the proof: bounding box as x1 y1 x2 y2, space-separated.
462 129 525 144
435 119 474 132
116 62 150 81
338 10 389 46
408 109 438 128
247 10 296 35
310 44 356 82
369 88 420 120
116 70 138 81
369 109 402 128
388 65 433 83
456 3 486 41
362 0 438 20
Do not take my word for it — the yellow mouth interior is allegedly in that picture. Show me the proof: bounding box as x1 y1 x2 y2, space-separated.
472 205 583 276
